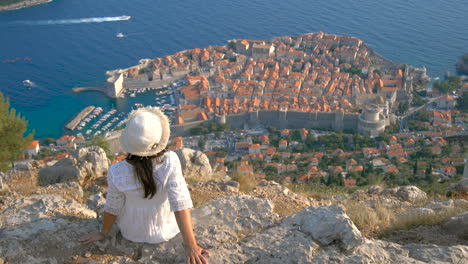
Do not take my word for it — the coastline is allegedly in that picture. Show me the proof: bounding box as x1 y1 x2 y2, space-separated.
0 0 52 11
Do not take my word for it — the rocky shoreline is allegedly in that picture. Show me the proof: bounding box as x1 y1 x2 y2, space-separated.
0 0 52 12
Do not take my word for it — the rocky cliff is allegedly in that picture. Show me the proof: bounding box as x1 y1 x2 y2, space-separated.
0 147 467 263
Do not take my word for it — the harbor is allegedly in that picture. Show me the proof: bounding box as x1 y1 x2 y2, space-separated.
66 82 180 139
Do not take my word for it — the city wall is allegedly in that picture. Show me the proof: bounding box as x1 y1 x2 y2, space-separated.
170 110 360 137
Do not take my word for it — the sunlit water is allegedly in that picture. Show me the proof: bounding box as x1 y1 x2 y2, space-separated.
0 0 467 138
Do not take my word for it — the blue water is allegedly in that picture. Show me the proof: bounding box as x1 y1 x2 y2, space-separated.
0 0 467 138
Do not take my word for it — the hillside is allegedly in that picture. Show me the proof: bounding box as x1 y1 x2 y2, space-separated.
0 146 467 263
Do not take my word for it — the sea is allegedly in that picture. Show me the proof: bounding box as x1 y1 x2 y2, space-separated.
0 0 467 138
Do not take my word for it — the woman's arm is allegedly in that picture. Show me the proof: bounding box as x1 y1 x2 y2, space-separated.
79 211 117 244
174 209 209 264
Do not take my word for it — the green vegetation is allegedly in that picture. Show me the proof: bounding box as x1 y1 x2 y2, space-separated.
456 91 468 112
411 91 426 107
0 92 34 172
397 101 409 115
227 41 236 50
408 120 427 132
189 122 229 135
343 66 362 75
456 53 468 74
87 135 112 158
433 76 461 94
0 0 28 6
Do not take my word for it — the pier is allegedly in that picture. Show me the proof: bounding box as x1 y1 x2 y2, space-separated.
65 106 95 131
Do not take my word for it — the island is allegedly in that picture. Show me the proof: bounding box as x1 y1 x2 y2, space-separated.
98 32 428 137
0 0 52 11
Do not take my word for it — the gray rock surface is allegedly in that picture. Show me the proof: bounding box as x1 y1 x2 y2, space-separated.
38 146 109 186
446 178 468 198
442 212 468 240
282 205 363 251
72 146 109 177
174 148 212 181
368 185 383 195
398 208 435 219
394 186 427 203
86 191 106 214
34 182 84 202
1 194 467 264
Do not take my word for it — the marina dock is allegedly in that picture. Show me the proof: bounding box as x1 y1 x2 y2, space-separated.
66 106 95 131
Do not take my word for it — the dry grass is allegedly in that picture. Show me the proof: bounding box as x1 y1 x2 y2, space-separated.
231 173 258 193
379 203 468 238
287 184 351 200
343 200 396 237
343 198 468 239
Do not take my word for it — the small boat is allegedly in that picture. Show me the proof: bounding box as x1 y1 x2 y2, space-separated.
86 130 92 135
116 32 126 38
130 93 136 97
119 15 131 20
23 80 33 86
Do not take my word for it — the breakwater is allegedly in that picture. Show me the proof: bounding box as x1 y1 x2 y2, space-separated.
65 106 95 131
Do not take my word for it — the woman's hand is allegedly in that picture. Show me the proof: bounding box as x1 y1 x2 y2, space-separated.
185 244 210 264
79 231 106 244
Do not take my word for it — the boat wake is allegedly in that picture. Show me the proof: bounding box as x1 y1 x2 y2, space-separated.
9 15 131 26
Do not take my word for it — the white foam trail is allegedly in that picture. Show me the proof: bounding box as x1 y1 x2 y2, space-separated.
10 16 131 26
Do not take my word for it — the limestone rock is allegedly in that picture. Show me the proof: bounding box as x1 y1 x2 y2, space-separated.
381 187 399 196
38 146 109 186
72 146 109 177
282 205 363 251
394 186 427 203
399 208 435 219
0 194 96 240
442 212 468 240
368 185 383 195
15 160 33 171
403 243 468 264
38 158 83 185
174 148 212 181
2 193 468 263
87 192 106 213
34 182 84 202
446 178 468 198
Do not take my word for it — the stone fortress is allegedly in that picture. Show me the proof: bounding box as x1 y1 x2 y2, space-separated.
105 32 425 137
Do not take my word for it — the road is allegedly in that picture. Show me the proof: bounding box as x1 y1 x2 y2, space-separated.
397 95 443 132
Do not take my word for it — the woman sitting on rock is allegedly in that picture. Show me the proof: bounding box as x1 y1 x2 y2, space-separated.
79 107 209 264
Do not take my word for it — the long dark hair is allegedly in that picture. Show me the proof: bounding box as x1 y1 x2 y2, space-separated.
125 148 167 199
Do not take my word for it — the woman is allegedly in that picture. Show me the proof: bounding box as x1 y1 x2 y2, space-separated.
79 107 209 264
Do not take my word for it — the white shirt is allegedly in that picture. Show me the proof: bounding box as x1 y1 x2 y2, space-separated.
104 151 193 244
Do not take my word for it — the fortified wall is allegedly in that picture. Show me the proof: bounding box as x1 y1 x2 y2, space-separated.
171 110 362 137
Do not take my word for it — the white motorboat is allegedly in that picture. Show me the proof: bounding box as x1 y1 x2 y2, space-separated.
117 32 126 38
23 80 33 86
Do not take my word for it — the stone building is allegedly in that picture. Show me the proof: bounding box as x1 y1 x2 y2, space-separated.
358 104 389 137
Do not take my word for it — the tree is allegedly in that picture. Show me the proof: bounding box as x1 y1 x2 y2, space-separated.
0 92 34 171
398 101 409 115
87 135 111 158
456 91 468 112
198 136 206 151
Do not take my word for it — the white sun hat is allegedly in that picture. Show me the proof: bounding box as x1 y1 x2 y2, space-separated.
120 107 171 156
